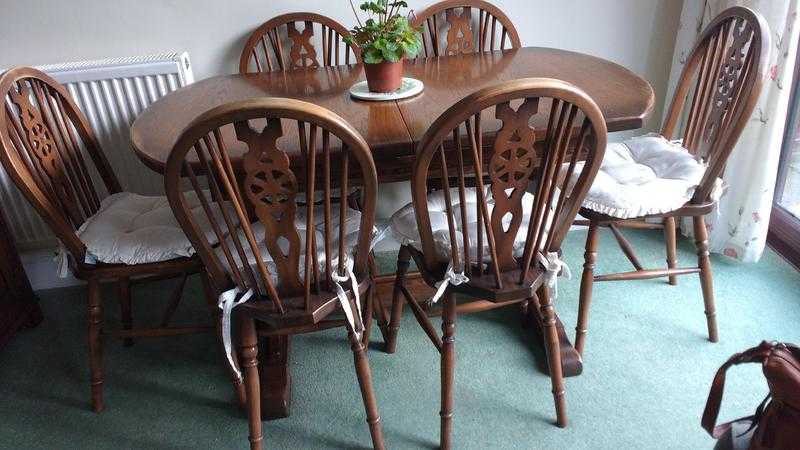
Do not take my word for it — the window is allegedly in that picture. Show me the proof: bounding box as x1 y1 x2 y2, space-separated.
769 40 800 268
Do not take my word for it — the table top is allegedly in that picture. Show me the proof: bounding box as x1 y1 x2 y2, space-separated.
130 46 655 174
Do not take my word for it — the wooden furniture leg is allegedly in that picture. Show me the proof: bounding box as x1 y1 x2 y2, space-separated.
0 206 43 349
575 220 599 356
348 326 385 450
241 316 263 450
664 217 678 286
87 278 104 413
259 334 292 420
200 271 246 407
693 215 718 343
385 245 411 353
527 294 583 377
368 254 391 343
118 277 133 347
440 292 456 450
538 287 567 428
362 282 375 347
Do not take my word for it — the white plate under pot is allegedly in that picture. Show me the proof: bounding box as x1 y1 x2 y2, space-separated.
349 77 424 101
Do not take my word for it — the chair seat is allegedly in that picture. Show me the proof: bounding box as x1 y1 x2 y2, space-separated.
76 191 236 266
215 203 365 292
240 277 372 328
389 187 551 263
573 134 718 219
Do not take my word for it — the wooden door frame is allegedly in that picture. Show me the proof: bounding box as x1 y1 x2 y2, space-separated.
768 33 800 270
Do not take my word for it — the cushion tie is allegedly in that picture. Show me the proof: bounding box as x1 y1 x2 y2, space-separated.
218 286 254 382
430 264 469 305
55 240 70 279
536 251 571 300
331 255 365 340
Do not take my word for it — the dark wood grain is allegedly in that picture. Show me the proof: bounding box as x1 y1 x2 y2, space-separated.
130 46 657 431
0 207 42 350
0 67 213 413
411 0 522 58
386 79 607 443
164 98 384 450
239 12 359 74
131 66 410 174
399 47 653 146
130 46 655 179
576 7 769 356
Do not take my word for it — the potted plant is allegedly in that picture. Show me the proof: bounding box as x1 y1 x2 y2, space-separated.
346 0 422 93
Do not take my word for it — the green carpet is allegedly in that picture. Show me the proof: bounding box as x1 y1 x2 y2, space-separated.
2 229 799 449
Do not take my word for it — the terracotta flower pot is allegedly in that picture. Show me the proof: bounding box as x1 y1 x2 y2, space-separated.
363 59 404 93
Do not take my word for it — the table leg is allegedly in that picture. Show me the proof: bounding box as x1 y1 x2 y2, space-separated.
259 334 292 420
527 295 583 377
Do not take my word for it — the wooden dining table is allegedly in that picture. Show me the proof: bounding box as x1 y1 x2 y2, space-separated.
130 46 654 420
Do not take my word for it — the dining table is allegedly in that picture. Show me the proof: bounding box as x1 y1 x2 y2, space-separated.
130 46 655 420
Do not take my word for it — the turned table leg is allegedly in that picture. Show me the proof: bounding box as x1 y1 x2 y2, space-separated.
259 334 292 420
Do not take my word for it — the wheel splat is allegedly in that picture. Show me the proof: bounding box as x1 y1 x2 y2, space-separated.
235 118 304 291
489 98 539 269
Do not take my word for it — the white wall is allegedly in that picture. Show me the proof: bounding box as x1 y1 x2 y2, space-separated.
2 0 682 288
2 0 681 123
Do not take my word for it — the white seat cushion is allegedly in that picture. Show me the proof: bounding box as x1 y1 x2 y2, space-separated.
76 191 236 266
216 204 365 291
575 134 714 219
390 187 552 263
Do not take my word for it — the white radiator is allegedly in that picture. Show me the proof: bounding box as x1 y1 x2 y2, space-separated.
1 52 194 249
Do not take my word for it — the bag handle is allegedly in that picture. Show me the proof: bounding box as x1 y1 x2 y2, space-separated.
701 341 776 439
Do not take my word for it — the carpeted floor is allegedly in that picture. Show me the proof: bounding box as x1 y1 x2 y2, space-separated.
1 228 799 449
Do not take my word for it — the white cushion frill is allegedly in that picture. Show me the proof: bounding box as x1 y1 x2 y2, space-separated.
574 134 718 219
74 191 237 266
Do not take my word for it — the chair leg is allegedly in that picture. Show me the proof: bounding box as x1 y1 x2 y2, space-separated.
575 220 599 356
440 292 456 450
367 254 391 343
119 277 133 347
240 316 263 450
539 287 567 428
664 217 678 286
361 282 375 348
693 216 718 343
200 270 246 407
385 245 411 354
87 278 104 413
348 326 385 450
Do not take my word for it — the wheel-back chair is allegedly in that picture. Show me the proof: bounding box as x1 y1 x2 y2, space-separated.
239 12 360 74
0 67 227 412
411 0 521 58
165 98 385 450
574 6 770 355
385 78 608 448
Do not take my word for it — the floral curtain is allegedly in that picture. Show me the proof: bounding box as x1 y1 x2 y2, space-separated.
663 0 799 262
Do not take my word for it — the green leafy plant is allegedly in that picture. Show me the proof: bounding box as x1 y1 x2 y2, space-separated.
346 0 422 64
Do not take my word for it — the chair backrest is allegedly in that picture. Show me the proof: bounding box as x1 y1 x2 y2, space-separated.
239 12 360 74
411 78 606 288
165 98 377 315
0 67 121 261
411 0 521 58
661 6 769 203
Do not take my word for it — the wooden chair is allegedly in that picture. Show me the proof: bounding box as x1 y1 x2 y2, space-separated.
412 0 521 58
0 67 230 412
164 98 385 450
239 12 360 74
385 78 608 447
574 7 769 354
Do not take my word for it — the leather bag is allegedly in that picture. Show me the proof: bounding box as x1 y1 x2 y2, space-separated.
702 341 800 450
